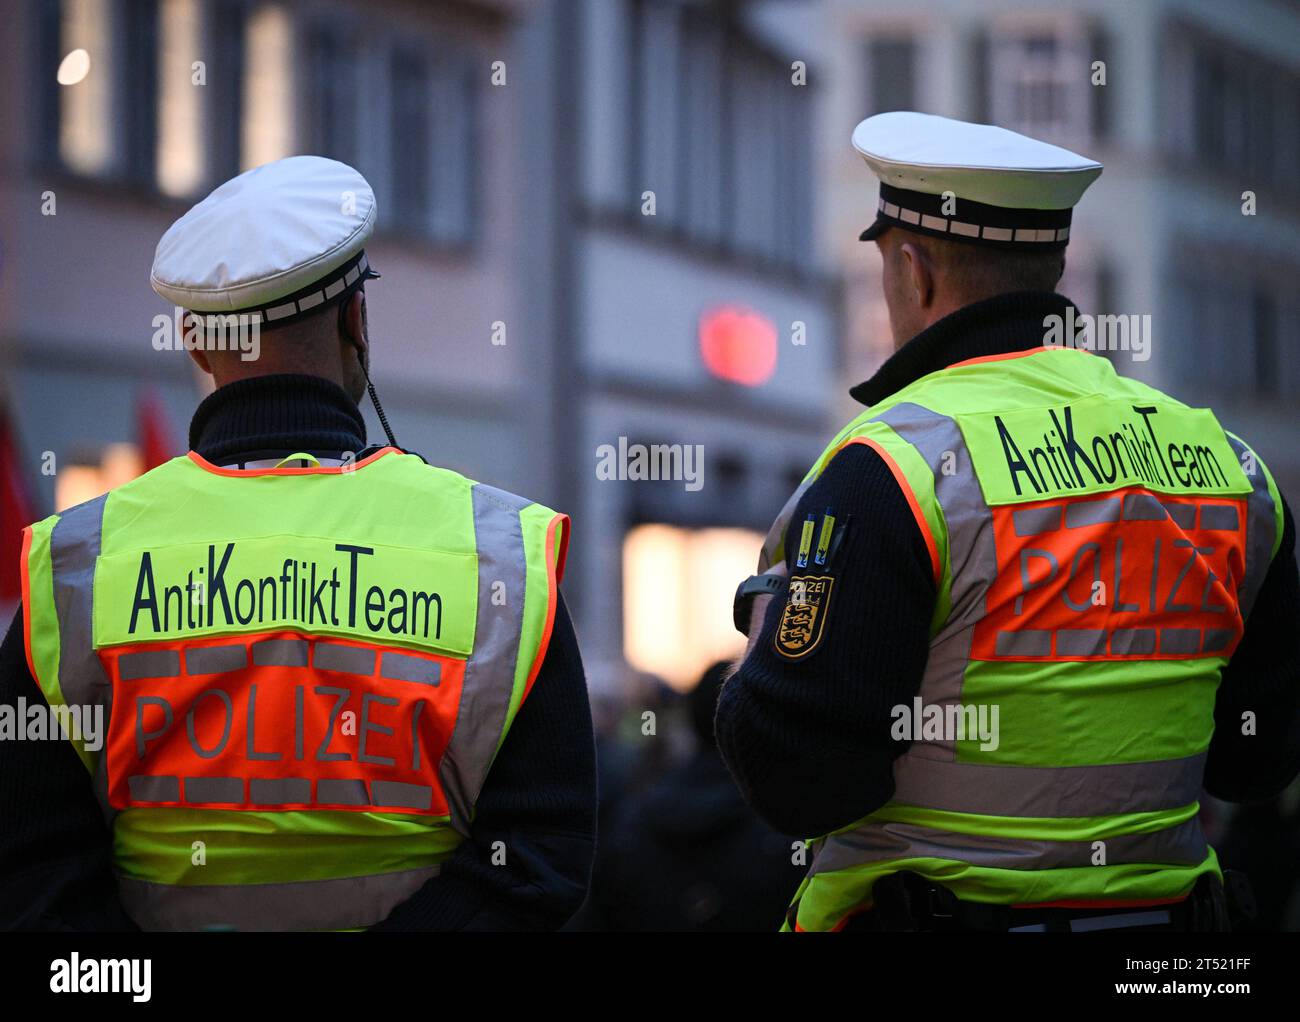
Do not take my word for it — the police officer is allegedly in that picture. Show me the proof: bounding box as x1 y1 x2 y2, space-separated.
720 113 1300 932
0 156 596 931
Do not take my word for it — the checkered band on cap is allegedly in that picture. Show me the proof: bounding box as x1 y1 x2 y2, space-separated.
861 184 1073 250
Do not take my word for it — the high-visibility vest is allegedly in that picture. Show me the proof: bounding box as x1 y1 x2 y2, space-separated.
760 346 1283 932
19 446 569 931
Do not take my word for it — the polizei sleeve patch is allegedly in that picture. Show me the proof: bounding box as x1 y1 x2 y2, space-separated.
774 574 835 659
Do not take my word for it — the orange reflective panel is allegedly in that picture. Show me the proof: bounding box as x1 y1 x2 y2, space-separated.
973 488 1249 661
99 631 465 814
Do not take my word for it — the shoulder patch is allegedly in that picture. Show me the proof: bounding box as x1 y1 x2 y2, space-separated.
774 574 835 659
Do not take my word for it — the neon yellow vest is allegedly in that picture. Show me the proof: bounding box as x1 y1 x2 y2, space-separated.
760 347 1283 931
21 447 569 931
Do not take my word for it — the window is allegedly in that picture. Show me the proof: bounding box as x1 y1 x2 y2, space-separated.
1192 49 1226 164
1252 290 1278 399
382 41 477 247
54 0 119 177
1243 68 1273 184
206 0 246 183
1166 247 1300 402
630 0 681 226
40 0 277 196
242 3 295 170
302 20 361 170
866 37 916 113
427 53 476 246
1165 21 1300 196
44 0 162 184
297 19 480 247
157 0 206 197
43 0 244 195
390 46 431 229
622 524 760 690
988 23 1094 146
119 0 160 185
728 50 781 259
627 0 813 271
678 10 726 247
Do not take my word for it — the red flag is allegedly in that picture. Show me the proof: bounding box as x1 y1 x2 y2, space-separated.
136 388 177 471
0 403 36 606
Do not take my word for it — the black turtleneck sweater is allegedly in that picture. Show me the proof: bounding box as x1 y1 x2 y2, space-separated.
716 291 1300 838
0 374 597 931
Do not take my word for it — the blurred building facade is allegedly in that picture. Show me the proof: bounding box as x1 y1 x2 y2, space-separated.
527 0 839 691
819 0 1300 503
0 0 841 691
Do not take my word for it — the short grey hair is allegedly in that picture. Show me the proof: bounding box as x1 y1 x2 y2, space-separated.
921 234 1065 300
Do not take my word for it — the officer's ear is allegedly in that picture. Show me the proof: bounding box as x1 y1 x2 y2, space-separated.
899 240 936 310
340 290 369 358
184 314 214 376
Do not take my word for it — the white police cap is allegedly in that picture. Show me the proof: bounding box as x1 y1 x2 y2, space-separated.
151 155 379 327
852 111 1102 250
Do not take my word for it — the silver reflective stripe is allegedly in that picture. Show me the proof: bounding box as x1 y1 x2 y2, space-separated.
1122 493 1166 521
809 814 1206 877
891 752 1206 817
1111 628 1156 655
252 638 308 666
1202 628 1235 653
249 778 311 804
1013 506 1061 537
1162 501 1196 529
185 645 246 675
1160 628 1201 655
120 649 180 680
117 866 441 931
380 652 441 686
317 779 368 805
371 780 433 810
184 777 244 803
47 495 116 820
49 496 110 708
996 630 1051 657
1225 434 1278 622
1199 504 1239 531
1056 629 1106 656
1066 498 1120 528
313 643 375 674
872 404 998 761
129 775 179 802
437 484 530 836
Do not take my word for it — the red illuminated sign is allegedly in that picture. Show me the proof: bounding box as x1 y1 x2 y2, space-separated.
698 306 777 387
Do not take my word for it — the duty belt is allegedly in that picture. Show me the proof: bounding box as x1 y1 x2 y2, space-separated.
803 870 1254 932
